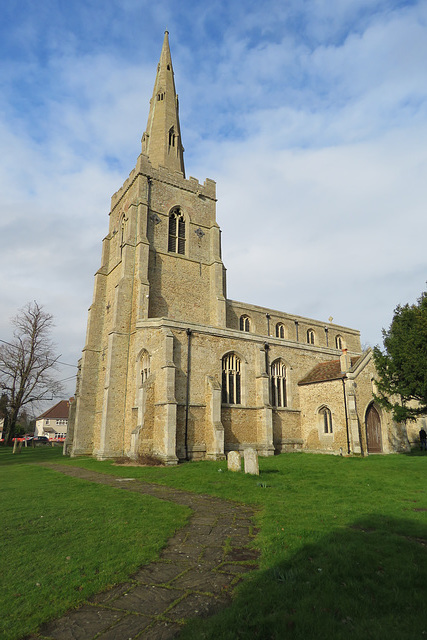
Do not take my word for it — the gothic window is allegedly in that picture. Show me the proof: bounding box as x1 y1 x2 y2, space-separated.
276 323 285 339
222 353 241 405
140 352 150 385
271 359 287 408
335 335 343 350
168 208 185 255
168 126 175 148
320 406 333 434
138 350 151 386
240 315 250 332
307 329 315 344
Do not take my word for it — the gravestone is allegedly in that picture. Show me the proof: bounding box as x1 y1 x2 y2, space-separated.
227 451 241 472
244 448 259 475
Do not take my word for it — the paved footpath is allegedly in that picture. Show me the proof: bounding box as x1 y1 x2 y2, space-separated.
25 465 259 640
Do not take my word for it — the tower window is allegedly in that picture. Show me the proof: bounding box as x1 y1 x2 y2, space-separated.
335 335 343 350
222 353 241 405
168 208 185 255
168 126 175 147
271 359 287 408
307 329 315 344
276 323 285 339
140 351 151 385
240 315 250 332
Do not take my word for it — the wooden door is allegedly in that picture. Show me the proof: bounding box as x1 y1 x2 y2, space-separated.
366 405 382 453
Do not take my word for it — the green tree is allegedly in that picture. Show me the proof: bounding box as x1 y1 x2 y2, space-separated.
0 302 64 444
373 291 427 422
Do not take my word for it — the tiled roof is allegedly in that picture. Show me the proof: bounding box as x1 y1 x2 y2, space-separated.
298 357 361 386
37 400 70 420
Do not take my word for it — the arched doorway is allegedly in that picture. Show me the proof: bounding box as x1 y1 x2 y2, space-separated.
365 404 382 453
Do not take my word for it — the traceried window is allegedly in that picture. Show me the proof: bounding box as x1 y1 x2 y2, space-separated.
335 335 343 350
276 323 285 339
271 359 287 408
320 406 333 434
240 315 250 332
168 208 185 255
307 329 315 344
222 353 241 405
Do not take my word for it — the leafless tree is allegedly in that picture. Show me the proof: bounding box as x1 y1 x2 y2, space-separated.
0 301 64 444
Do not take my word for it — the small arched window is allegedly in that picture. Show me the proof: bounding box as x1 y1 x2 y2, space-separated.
320 406 333 434
119 214 127 257
168 126 175 148
276 323 285 339
168 208 185 255
222 353 241 405
140 351 150 385
307 329 315 345
335 335 343 350
271 359 287 408
240 315 250 332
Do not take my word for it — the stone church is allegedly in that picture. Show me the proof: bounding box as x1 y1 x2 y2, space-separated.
66 33 409 463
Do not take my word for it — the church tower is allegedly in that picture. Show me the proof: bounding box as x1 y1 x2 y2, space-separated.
68 33 373 464
68 33 227 463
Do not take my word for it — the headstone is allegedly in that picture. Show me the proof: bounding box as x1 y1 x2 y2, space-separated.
244 448 259 475
227 450 241 472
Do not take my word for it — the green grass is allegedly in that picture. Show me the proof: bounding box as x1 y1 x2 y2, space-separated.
0 447 190 640
1 447 426 639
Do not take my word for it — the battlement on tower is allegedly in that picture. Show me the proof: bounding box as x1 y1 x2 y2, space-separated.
110 153 216 212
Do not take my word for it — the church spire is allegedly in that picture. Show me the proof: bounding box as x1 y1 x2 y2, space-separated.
141 31 185 176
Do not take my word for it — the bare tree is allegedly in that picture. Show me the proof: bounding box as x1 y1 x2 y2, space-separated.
0 301 64 444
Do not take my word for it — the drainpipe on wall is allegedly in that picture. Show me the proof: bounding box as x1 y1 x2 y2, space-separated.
295 320 299 342
266 313 271 337
342 377 351 454
184 328 192 461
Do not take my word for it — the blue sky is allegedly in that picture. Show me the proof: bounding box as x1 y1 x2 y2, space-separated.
1 0 427 402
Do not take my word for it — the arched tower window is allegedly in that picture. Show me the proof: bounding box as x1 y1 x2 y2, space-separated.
168 126 175 148
119 214 127 258
240 315 250 332
307 329 315 345
335 335 343 350
319 406 333 434
222 353 241 405
271 359 287 408
276 323 285 339
140 351 151 385
168 208 185 255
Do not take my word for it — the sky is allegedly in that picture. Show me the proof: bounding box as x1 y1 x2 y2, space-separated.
1 0 426 404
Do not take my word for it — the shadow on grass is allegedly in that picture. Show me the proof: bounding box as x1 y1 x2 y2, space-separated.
180 515 427 640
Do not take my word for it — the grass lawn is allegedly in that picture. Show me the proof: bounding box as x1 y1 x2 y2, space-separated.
0 447 190 640
1 446 426 639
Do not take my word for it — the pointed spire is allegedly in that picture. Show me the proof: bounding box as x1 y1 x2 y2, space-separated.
141 32 185 176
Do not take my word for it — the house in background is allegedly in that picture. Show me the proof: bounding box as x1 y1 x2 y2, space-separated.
36 400 72 441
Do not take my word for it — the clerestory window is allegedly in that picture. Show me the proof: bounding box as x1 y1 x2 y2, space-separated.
240 315 250 332
168 208 185 255
276 323 285 339
307 329 315 345
222 353 241 404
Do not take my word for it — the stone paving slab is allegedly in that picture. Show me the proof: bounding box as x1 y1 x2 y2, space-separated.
24 464 259 640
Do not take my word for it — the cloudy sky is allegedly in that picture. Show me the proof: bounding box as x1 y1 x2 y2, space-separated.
1 0 426 402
